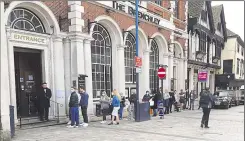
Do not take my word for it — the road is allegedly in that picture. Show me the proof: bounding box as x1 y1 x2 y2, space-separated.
13 106 244 141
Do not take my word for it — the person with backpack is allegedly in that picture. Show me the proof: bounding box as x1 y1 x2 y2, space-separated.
100 91 110 124
199 87 214 128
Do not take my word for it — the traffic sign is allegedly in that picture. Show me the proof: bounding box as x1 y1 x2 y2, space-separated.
158 67 166 79
135 56 142 67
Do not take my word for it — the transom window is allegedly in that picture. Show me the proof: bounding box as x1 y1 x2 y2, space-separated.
149 39 159 93
91 24 112 98
125 32 136 83
7 8 45 33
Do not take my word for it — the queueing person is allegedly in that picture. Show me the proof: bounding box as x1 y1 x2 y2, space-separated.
119 93 126 120
168 92 176 113
108 89 121 125
67 87 79 128
67 87 80 125
38 82 52 121
128 92 136 120
142 90 151 102
199 87 214 128
163 89 170 114
179 89 186 110
100 91 110 124
152 91 159 116
79 86 89 127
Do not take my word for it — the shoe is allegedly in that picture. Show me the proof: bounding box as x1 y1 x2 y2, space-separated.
67 121 71 125
82 123 88 127
101 121 106 124
75 126 79 128
201 124 204 128
116 122 119 125
205 126 210 128
80 123 84 126
108 122 113 125
67 125 74 128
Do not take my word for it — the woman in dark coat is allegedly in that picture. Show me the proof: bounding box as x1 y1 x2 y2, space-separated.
168 92 176 113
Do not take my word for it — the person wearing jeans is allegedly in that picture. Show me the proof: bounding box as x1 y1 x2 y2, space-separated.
67 87 79 128
79 86 89 127
100 91 110 124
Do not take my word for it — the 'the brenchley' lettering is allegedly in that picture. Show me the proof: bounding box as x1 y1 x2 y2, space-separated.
113 1 160 25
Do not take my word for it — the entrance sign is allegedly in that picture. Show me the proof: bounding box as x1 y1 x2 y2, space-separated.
158 67 166 79
198 71 208 82
12 33 47 45
113 1 160 25
135 56 142 67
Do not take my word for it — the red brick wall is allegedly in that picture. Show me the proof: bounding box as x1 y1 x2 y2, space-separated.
44 1 69 32
175 37 186 51
147 2 171 21
82 2 171 41
174 0 187 31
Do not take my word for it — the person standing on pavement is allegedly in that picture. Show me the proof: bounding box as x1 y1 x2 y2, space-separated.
79 86 89 127
100 91 110 124
163 89 170 114
38 82 52 121
67 87 80 125
199 87 214 128
67 87 79 128
190 90 196 110
108 89 120 125
179 89 185 110
128 92 136 120
142 90 151 102
168 92 176 113
119 93 125 120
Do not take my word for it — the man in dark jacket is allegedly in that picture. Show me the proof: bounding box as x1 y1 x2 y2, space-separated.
38 82 52 121
142 91 151 102
168 92 176 113
67 87 79 128
199 87 214 128
79 86 89 127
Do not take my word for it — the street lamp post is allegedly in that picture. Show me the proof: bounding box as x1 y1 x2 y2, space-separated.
135 0 140 122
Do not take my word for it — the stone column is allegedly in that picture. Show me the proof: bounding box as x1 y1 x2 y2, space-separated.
68 1 84 32
53 37 66 117
0 1 11 139
117 45 126 96
142 49 150 98
63 38 71 115
168 33 174 91
189 68 194 91
69 35 85 87
83 39 93 115
162 53 169 90
206 70 210 88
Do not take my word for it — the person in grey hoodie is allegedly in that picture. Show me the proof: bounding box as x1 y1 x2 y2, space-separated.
100 91 110 124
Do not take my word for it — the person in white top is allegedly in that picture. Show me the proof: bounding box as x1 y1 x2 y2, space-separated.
67 88 81 125
163 89 170 114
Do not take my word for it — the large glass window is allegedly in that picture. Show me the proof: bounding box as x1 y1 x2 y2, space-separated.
125 32 136 83
149 39 159 92
91 24 112 98
7 8 45 33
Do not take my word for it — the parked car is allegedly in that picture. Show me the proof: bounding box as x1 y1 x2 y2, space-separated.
227 90 241 106
213 91 232 109
240 90 244 104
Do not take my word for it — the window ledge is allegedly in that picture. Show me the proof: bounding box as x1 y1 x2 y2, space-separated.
148 2 173 14
173 17 187 24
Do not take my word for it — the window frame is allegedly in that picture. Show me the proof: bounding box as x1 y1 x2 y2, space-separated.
237 58 240 74
149 39 159 92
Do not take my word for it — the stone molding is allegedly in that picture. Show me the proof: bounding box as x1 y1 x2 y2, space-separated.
117 45 127 50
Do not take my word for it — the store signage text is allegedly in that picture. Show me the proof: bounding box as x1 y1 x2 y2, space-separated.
13 34 46 44
112 1 160 25
198 71 208 82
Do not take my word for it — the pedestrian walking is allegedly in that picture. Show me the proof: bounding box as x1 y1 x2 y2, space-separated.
119 93 125 120
67 87 80 128
163 89 170 114
108 89 120 125
100 91 110 124
79 86 89 127
38 82 52 121
199 87 214 128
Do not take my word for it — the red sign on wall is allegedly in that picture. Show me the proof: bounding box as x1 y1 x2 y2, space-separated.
135 56 142 67
158 67 166 79
198 71 208 82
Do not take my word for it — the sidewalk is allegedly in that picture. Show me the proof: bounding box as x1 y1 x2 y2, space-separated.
13 106 244 141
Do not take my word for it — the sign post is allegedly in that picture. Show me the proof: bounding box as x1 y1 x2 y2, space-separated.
158 67 167 94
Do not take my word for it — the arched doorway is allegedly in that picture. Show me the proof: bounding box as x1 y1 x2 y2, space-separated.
149 39 159 93
91 23 112 98
8 8 47 118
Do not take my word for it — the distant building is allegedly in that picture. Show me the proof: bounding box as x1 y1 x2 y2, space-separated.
187 2 227 96
216 29 244 90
